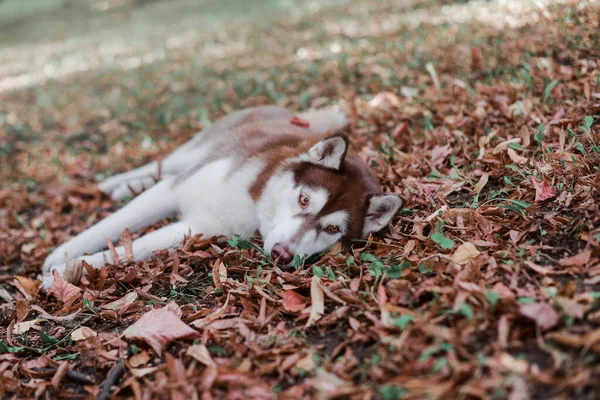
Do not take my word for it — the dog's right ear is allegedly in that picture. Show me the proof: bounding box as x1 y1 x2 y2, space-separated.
301 135 348 170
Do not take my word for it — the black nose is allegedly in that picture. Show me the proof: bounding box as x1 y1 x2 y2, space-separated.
271 243 293 265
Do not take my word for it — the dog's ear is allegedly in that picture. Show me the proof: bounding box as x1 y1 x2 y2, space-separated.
362 194 404 236
302 135 348 170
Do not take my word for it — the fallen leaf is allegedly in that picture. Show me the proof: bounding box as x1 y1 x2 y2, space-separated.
191 293 230 329
471 172 489 194
124 303 197 355
122 228 134 262
186 344 217 367
280 290 309 313
51 361 69 389
506 148 528 165
13 319 43 335
47 270 82 307
101 291 138 311
62 259 84 285
492 282 515 299
555 297 589 319
305 276 325 328
451 242 481 264
531 177 556 202
71 327 97 341
13 276 40 299
15 300 28 322
368 91 401 110
559 250 592 267
431 144 452 167
519 302 559 331
129 350 152 367
30 305 81 321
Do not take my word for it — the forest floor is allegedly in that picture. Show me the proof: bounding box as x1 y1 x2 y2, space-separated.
1 0 600 398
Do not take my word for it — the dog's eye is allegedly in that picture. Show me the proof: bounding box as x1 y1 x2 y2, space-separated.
325 225 341 234
299 194 309 207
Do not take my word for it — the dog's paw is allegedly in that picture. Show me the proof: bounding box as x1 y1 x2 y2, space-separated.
43 253 64 271
40 263 65 290
40 260 84 291
97 175 125 194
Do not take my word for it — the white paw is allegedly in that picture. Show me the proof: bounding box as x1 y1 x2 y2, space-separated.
98 174 128 194
40 260 84 291
40 263 66 290
110 183 138 201
43 250 67 270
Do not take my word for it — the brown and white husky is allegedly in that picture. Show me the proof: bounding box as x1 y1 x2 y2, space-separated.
41 106 404 289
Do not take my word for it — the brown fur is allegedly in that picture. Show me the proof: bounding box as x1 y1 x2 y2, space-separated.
289 157 381 247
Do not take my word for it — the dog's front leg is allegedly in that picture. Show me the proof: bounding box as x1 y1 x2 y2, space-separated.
41 221 194 289
43 179 179 270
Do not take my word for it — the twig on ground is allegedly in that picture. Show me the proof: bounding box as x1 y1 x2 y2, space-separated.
97 359 126 400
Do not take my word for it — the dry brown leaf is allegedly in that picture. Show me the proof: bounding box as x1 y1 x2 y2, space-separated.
186 343 217 367
71 326 97 341
555 297 589 319
451 242 481 264
212 260 227 290
506 148 528 165
191 293 231 329
431 144 452 167
123 303 197 355
47 270 82 307
129 350 152 367
13 276 40 299
122 228 134 262
101 291 138 311
305 276 325 328
62 259 83 285
519 302 559 331
30 305 81 321
15 300 28 322
559 250 592 267
532 177 556 202
280 290 309 313
471 172 489 194
12 319 43 335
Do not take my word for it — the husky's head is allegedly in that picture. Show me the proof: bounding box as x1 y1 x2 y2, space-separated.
257 135 404 267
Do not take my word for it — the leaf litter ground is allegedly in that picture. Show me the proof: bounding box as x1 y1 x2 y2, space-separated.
1 0 600 398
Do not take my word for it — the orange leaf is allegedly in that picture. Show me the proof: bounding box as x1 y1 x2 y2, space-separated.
13 276 40 299
280 290 309 313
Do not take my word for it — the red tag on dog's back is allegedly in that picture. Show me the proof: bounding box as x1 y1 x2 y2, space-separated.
290 117 310 128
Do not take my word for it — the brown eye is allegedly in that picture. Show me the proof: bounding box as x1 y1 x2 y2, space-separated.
299 194 309 207
326 225 341 234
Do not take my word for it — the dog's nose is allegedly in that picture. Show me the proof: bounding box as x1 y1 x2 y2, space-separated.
271 243 293 265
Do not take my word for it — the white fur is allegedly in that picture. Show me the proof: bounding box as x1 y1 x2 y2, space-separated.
256 172 346 265
176 158 262 239
300 136 347 170
297 108 347 135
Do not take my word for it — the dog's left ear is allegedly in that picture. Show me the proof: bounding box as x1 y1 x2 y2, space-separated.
303 135 348 170
362 194 404 236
